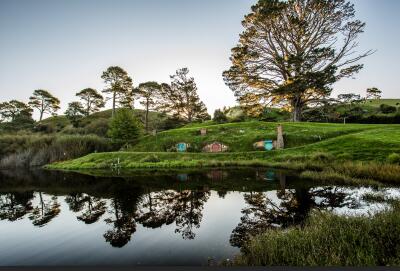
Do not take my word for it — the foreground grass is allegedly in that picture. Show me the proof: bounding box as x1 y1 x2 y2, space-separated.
235 202 400 266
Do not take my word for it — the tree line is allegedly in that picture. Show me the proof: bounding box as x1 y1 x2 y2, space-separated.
0 67 209 132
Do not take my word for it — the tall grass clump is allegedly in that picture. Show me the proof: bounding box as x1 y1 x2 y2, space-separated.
0 134 113 168
236 202 400 266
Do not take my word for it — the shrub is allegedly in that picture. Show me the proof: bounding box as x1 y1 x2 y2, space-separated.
140 154 161 163
380 104 397 114
84 118 109 137
213 109 228 123
388 153 400 164
107 109 142 144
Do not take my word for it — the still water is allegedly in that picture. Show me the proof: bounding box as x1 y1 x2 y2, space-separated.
0 168 399 266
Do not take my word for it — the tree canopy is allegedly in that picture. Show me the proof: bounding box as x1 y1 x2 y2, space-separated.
65 101 86 127
136 81 161 132
0 100 32 122
157 68 210 122
223 0 372 121
101 66 133 117
76 88 105 116
28 90 60 121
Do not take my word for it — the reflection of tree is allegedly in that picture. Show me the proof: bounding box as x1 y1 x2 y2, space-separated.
0 192 34 221
135 189 210 240
65 193 86 212
65 193 106 224
104 197 137 248
29 192 60 227
174 190 210 240
231 187 358 248
77 196 106 224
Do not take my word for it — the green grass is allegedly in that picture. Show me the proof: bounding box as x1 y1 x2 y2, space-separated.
129 121 383 152
365 99 400 108
235 202 400 266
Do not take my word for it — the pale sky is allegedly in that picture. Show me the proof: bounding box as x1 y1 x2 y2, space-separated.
0 0 399 120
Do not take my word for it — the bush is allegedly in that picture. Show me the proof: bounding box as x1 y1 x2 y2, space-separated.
83 118 109 137
380 104 397 114
388 153 400 164
213 109 228 123
107 109 142 144
140 154 161 163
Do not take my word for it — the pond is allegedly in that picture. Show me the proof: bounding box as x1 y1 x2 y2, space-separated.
0 168 399 266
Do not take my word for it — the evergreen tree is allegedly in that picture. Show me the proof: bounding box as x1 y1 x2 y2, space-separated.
107 109 142 144
28 90 60 121
76 88 105 116
157 68 209 122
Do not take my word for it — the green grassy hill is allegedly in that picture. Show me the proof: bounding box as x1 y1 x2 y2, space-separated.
128 121 381 152
49 122 400 180
365 99 400 108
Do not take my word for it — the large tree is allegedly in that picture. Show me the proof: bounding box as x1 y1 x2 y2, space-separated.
28 90 60 121
223 0 372 121
0 100 32 122
101 66 133 118
136 81 161 132
76 88 105 116
157 68 209 122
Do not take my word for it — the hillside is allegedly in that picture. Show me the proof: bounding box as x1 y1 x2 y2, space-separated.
49 122 400 178
128 121 382 152
38 108 167 133
365 99 400 108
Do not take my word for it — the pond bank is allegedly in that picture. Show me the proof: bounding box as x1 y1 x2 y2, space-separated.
235 201 400 266
46 151 400 186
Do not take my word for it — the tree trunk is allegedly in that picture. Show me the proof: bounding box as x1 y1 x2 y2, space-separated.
112 92 116 118
292 103 302 122
145 100 149 132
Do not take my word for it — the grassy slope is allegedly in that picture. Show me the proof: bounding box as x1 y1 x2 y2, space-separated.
365 99 400 108
128 121 382 152
48 122 400 171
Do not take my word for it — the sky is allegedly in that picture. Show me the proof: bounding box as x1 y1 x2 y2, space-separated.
0 0 399 120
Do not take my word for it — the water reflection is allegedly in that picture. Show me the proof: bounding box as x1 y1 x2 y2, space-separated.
0 168 399 265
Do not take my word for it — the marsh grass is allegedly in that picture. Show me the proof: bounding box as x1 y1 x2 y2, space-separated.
236 202 400 266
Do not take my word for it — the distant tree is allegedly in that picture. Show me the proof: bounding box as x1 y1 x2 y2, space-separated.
157 68 209 122
213 109 228 123
0 100 32 122
366 87 382 100
107 108 142 144
337 93 362 104
223 0 373 121
76 88 105 116
136 82 161 132
101 66 133 117
28 90 60 121
65 101 85 127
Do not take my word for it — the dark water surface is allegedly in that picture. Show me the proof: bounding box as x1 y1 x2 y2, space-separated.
0 168 399 266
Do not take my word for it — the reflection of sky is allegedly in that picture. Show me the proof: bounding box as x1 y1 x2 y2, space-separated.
1 0 400 120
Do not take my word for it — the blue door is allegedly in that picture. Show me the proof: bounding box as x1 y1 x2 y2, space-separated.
264 140 273 151
177 143 187 152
